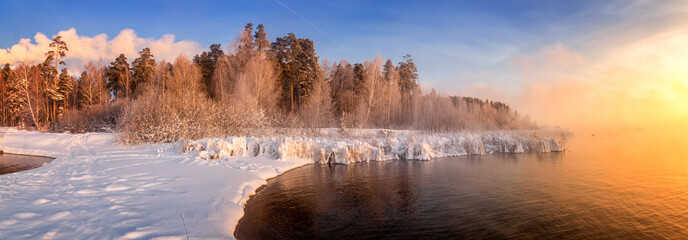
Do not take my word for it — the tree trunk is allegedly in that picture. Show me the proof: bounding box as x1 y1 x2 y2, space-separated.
22 83 40 130
364 81 375 127
290 83 294 114
64 93 68 111
54 46 59 123
387 84 392 126
52 102 56 123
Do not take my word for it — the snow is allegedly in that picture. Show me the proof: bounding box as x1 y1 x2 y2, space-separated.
0 128 563 239
0 129 309 239
185 132 565 164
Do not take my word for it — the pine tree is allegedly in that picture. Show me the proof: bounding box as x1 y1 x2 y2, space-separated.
57 68 73 113
193 44 224 98
44 36 69 123
397 54 418 95
107 54 132 99
131 48 156 96
397 54 418 123
353 63 366 95
4 65 23 126
46 36 68 84
40 58 59 123
271 33 320 113
383 59 397 84
254 24 270 52
239 23 254 54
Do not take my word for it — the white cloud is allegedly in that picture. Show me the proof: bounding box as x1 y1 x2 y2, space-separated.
0 28 201 74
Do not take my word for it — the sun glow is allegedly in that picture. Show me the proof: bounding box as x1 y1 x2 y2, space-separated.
511 28 688 132
610 28 688 128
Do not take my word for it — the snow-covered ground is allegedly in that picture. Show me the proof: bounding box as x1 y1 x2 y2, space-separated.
0 129 310 239
0 128 564 239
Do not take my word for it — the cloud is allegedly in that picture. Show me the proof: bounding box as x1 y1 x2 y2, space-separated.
0 28 201 74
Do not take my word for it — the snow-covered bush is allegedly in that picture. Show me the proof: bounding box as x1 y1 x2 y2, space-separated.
53 103 122 133
117 56 270 144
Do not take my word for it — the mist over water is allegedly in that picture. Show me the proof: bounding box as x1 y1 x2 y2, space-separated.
235 129 688 239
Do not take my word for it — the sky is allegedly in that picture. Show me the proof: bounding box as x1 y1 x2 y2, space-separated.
1 0 687 131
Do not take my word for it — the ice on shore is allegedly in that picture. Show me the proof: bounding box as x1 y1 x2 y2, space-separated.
186 131 565 164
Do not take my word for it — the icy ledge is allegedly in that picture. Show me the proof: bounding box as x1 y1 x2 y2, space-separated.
185 132 565 164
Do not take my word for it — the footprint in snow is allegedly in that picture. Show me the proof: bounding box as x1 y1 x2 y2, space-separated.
105 184 131 191
40 228 59 240
68 175 95 181
0 219 18 226
48 211 71 221
12 212 38 219
74 189 97 195
33 198 51 205
117 210 140 216
119 230 154 240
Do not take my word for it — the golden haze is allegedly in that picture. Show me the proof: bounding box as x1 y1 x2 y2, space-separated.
512 28 688 132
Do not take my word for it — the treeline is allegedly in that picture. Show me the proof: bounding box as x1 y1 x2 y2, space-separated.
0 36 113 131
0 23 536 142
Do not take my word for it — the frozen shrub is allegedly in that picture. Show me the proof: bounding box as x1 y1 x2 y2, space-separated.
53 103 122 133
117 55 271 144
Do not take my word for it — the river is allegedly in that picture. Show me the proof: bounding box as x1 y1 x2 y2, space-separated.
235 129 688 239
0 153 54 175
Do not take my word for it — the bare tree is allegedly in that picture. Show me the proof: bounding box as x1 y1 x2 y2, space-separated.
299 68 334 128
213 55 232 101
361 55 384 127
14 64 41 130
169 55 203 103
234 54 279 112
79 62 107 108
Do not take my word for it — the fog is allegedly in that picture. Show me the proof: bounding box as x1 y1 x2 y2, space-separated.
462 29 688 132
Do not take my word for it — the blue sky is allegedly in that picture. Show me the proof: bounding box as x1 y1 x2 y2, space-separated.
0 0 604 86
2 0 687 128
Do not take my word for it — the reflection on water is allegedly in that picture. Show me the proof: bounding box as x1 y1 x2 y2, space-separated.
235 130 688 239
0 153 54 175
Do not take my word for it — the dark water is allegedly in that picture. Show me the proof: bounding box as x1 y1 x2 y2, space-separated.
0 153 54 175
235 130 688 239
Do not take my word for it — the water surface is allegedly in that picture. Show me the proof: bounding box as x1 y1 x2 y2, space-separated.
235 130 688 239
0 153 54 175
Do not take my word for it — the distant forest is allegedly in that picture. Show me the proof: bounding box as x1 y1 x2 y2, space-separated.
0 23 536 143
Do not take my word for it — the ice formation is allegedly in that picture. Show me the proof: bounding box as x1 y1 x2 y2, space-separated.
185 131 565 164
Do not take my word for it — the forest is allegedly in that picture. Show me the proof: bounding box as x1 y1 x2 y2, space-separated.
0 23 536 143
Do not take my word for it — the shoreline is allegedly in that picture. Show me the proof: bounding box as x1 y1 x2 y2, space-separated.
0 151 55 159
0 128 564 239
0 129 313 239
